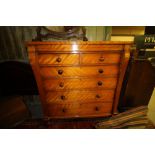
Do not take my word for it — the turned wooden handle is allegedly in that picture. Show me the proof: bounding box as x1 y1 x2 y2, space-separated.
98 81 103 86
61 95 66 100
98 69 104 74
62 108 66 113
59 82 64 87
95 106 99 111
96 94 101 98
56 57 62 62
58 69 63 75
99 57 104 62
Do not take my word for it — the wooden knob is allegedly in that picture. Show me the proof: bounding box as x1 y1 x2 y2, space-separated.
58 69 63 75
98 69 104 74
96 94 100 98
56 57 61 62
62 108 66 113
98 81 102 86
59 82 64 87
61 95 66 100
95 106 99 111
99 57 104 62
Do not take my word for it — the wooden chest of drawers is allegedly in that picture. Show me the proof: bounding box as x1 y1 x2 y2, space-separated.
27 41 132 119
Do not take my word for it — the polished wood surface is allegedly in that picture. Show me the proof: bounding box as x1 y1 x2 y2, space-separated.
43 77 117 90
46 90 114 103
35 44 124 52
112 45 131 114
38 53 120 66
38 54 79 65
27 41 132 118
81 53 121 65
40 66 119 78
45 102 113 118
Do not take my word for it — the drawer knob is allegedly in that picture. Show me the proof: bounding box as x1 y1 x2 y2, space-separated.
95 106 99 111
98 81 103 86
58 69 63 75
98 69 104 74
59 82 64 87
56 57 61 62
96 94 101 98
62 108 66 113
99 57 105 62
61 95 66 100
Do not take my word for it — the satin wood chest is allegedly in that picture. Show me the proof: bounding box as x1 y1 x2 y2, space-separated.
27 41 132 119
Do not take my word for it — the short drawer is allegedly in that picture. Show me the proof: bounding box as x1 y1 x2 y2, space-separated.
43 77 118 90
38 53 79 65
44 102 113 118
46 90 115 104
40 66 119 78
81 53 121 65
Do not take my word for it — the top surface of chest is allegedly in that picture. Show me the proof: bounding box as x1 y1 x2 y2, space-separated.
27 41 131 51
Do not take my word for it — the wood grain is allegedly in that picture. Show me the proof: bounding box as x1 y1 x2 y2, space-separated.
46 90 115 104
81 53 121 64
38 53 79 65
40 66 119 78
43 77 118 90
27 41 132 118
112 45 131 114
45 102 113 118
35 44 124 52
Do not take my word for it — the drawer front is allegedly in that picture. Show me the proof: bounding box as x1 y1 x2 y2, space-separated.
38 53 79 65
44 102 113 118
46 90 114 103
81 53 121 65
43 77 118 90
40 66 119 78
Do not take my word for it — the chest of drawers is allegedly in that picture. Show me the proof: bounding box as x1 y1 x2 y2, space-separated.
27 41 132 119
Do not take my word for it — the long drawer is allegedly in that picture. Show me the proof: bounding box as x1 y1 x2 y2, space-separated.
43 77 118 90
40 66 119 78
44 102 113 118
38 53 79 65
81 53 121 65
46 90 115 104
